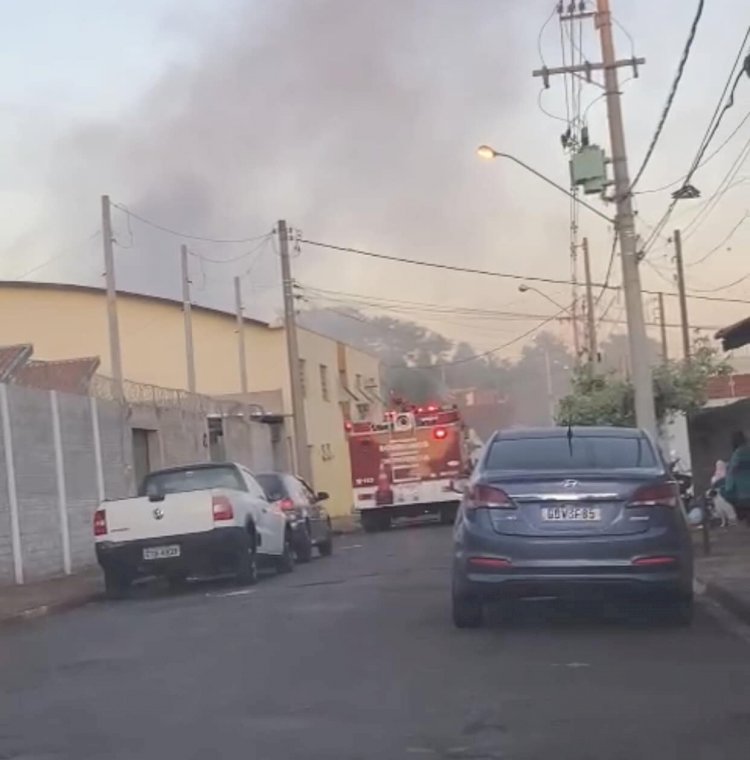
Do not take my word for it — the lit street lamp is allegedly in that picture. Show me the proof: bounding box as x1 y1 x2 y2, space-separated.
476 144 614 224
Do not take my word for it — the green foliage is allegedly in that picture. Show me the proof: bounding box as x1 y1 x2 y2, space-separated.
556 336 731 428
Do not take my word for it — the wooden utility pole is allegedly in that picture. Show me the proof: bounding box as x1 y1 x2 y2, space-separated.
101 195 123 401
181 244 197 393
279 221 312 483
657 292 668 363
673 229 691 361
234 276 248 395
582 237 598 363
533 0 657 438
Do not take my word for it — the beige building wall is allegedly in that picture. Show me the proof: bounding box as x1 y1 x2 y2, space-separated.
0 282 382 518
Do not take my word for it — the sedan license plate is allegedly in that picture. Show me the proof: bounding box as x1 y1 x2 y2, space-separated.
541 506 601 522
143 545 181 560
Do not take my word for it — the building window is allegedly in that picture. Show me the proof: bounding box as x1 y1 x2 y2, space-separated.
320 364 330 401
356 373 363 394
299 358 307 398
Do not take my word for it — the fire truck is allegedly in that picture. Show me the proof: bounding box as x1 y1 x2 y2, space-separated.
346 404 472 532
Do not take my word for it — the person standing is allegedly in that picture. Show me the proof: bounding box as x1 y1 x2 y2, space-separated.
720 431 750 523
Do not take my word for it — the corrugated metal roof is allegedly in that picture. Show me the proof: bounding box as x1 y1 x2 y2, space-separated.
12 357 101 395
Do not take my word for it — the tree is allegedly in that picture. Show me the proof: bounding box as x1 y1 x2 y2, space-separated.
557 336 730 428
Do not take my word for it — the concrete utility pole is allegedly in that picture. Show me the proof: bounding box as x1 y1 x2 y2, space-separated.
657 292 668 363
532 1 657 437
181 244 197 394
673 229 691 361
278 220 312 484
582 237 598 364
101 195 124 402
234 276 248 395
595 0 657 437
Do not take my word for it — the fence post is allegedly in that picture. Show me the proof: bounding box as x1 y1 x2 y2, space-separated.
90 396 105 503
50 390 72 575
0 384 23 584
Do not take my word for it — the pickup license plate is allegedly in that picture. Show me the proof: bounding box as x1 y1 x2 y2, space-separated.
143 545 181 560
541 506 601 522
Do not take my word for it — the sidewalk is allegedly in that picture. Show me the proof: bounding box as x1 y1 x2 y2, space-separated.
0 568 102 629
694 526 750 625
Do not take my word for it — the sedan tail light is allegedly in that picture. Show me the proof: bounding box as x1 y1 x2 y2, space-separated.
628 482 680 508
93 508 108 536
279 498 296 512
465 483 514 510
212 495 234 521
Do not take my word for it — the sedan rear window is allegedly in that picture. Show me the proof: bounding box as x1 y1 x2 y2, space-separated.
486 435 657 471
140 465 244 496
255 473 287 501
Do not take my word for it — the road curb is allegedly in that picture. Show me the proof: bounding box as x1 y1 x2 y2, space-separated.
696 576 750 627
0 591 101 631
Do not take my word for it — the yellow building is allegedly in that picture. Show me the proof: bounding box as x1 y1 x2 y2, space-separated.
0 281 383 517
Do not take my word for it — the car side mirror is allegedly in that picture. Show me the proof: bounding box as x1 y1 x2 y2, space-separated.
316 491 330 502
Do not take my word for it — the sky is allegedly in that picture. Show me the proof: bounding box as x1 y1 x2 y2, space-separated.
1 0 749 363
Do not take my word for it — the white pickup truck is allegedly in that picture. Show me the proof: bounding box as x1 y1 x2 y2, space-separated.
94 462 292 598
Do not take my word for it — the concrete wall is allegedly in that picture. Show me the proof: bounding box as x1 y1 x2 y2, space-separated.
0 382 283 585
0 283 382 518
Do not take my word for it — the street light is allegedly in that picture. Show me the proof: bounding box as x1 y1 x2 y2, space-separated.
518 283 571 315
476 144 614 224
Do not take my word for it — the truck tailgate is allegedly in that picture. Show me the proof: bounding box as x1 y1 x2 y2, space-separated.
104 491 217 542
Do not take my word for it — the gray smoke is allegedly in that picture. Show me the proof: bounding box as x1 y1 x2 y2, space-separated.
34 0 559 325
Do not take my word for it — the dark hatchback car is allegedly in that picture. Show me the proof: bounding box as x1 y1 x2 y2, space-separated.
256 473 333 562
452 427 693 628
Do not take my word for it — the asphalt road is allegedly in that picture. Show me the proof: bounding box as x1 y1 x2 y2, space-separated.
2 523 750 760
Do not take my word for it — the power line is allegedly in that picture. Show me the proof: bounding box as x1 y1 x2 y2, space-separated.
680 137 750 240
299 236 750 307
629 0 705 192
594 232 618 306
300 283 725 331
395 308 570 370
687 210 750 267
188 235 273 265
111 202 272 244
642 29 750 253
636 108 750 195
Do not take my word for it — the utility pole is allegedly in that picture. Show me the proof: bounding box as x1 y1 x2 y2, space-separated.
582 237 598 363
279 220 312 484
595 0 656 436
181 244 197 394
234 276 248 395
657 292 669 363
101 195 123 401
533 1 656 436
673 229 691 361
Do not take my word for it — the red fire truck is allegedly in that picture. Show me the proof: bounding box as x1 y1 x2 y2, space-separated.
346 404 472 532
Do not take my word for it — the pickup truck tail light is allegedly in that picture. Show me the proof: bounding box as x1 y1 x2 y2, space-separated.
628 482 680 508
212 495 234 521
464 483 514 510
93 509 108 536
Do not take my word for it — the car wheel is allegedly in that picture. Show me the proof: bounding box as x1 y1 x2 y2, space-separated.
664 595 694 627
361 513 380 533
277 534 295 574
452 591 483 629
318 525 333 557
104 568 132 600
295 527 313 563
235 539 258 586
